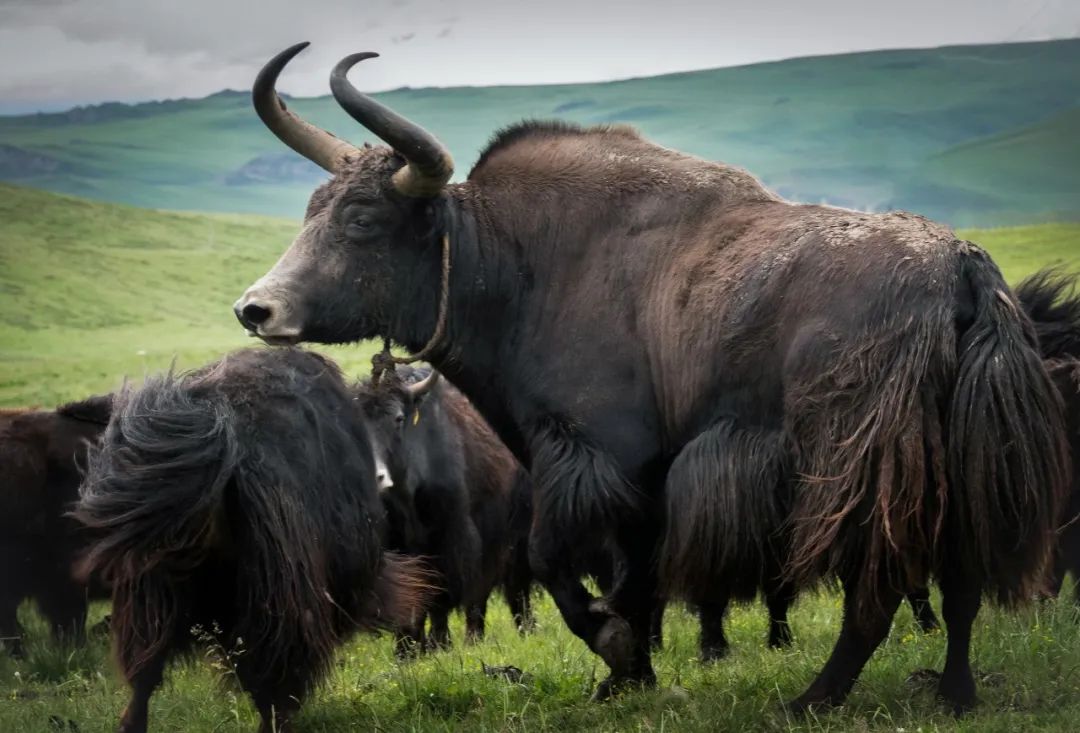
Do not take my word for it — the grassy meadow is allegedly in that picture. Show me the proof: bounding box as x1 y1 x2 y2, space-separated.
1 183 1080 731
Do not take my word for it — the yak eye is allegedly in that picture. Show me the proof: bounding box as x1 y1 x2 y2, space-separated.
393 412 405 427
345 214 376 240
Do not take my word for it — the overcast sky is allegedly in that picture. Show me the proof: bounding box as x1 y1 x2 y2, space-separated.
1 0 1078 114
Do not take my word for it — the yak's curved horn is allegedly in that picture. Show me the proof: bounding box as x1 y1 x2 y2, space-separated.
406 369 440 399
254 42 359 173
330 52 454 197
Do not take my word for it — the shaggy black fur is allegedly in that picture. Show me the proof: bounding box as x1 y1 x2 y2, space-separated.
72 348 430 733
0 394 112 656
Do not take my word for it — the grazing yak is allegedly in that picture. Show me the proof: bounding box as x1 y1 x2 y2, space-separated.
0 394 112 656
72 348 431 733
233 44 1067 711
354 364 534 651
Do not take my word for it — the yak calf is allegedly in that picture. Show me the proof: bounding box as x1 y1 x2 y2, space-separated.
354 365 533 652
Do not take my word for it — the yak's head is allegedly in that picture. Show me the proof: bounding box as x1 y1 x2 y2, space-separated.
234 43 454 345
353 367 441 495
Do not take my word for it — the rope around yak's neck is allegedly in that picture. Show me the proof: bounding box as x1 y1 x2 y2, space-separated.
370 232 451 386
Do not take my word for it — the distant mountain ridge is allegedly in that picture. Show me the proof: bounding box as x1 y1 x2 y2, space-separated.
1 38 1077 227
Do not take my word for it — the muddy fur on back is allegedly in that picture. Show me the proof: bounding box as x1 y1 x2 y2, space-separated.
0 393 112 656
72 348 430 733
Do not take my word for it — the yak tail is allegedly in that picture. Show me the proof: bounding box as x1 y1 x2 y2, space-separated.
73 375 237 586
366 553 438 630
659 422 788 602
947 252 1070 603
71 373 239 671
1014 267 1080 360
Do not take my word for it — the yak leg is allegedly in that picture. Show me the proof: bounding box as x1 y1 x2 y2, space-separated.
0 548 28 657
935 571 981 714
246 677 303 733
649 597 665 651
764 577 797 649
529 525 631 694
698 595 731 661
464 597 487 643
504 567 534 634
591 517 660 699
0 598 24 658
427 605 452 650
789 578 901 712
117 650 168 733
37 574 88 646
394 612 426 659
905 587 941 632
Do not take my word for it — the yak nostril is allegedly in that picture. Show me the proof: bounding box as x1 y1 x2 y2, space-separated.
242 303 273 326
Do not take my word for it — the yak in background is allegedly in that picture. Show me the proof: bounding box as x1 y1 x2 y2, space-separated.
234 44 1068 712
354 364 534 653
0 394 112 656
73 348 431 733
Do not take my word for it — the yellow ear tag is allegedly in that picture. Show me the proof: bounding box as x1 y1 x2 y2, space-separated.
412 409 421 426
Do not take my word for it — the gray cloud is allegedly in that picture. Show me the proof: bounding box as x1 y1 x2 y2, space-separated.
1 0 1078 114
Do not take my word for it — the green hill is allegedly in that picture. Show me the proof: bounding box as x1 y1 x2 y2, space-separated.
0 184 383 406
1 39 1078 227
1 183 1078 407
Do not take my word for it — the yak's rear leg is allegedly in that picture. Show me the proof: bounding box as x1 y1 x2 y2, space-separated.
788 578 901 713
427 606 452 650
0 552 28 657
464 597 487 643
697 596 731 661
764 579 797 648
906 587 941 632
37 575 89 647
504 542 535 633
117 648 168 733
247 679 303 733
649 597 665 651
934 573 981 714
394 613 426 659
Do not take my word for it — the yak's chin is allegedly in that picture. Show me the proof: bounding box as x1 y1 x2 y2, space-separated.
245 326 303 347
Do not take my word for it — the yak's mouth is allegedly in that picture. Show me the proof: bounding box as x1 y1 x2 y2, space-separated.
246 328 302 347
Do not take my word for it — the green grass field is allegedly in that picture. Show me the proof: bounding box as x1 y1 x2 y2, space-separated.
2 184 1080 731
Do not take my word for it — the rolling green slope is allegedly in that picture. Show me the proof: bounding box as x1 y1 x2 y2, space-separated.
1 183 1078 407
0 184 382 406
1 39 1078 227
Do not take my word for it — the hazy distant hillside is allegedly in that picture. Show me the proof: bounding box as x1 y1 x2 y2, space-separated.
1 39 1078 227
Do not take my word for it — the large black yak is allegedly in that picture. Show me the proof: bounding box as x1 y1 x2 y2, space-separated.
233 44 1068 711
354 364 534 651
73 348 430 733
0 394 112 656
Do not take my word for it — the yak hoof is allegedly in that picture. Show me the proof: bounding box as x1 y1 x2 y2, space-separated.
699 643 730 663
589 671 657 702
785 694 835 717
592 614 635 676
